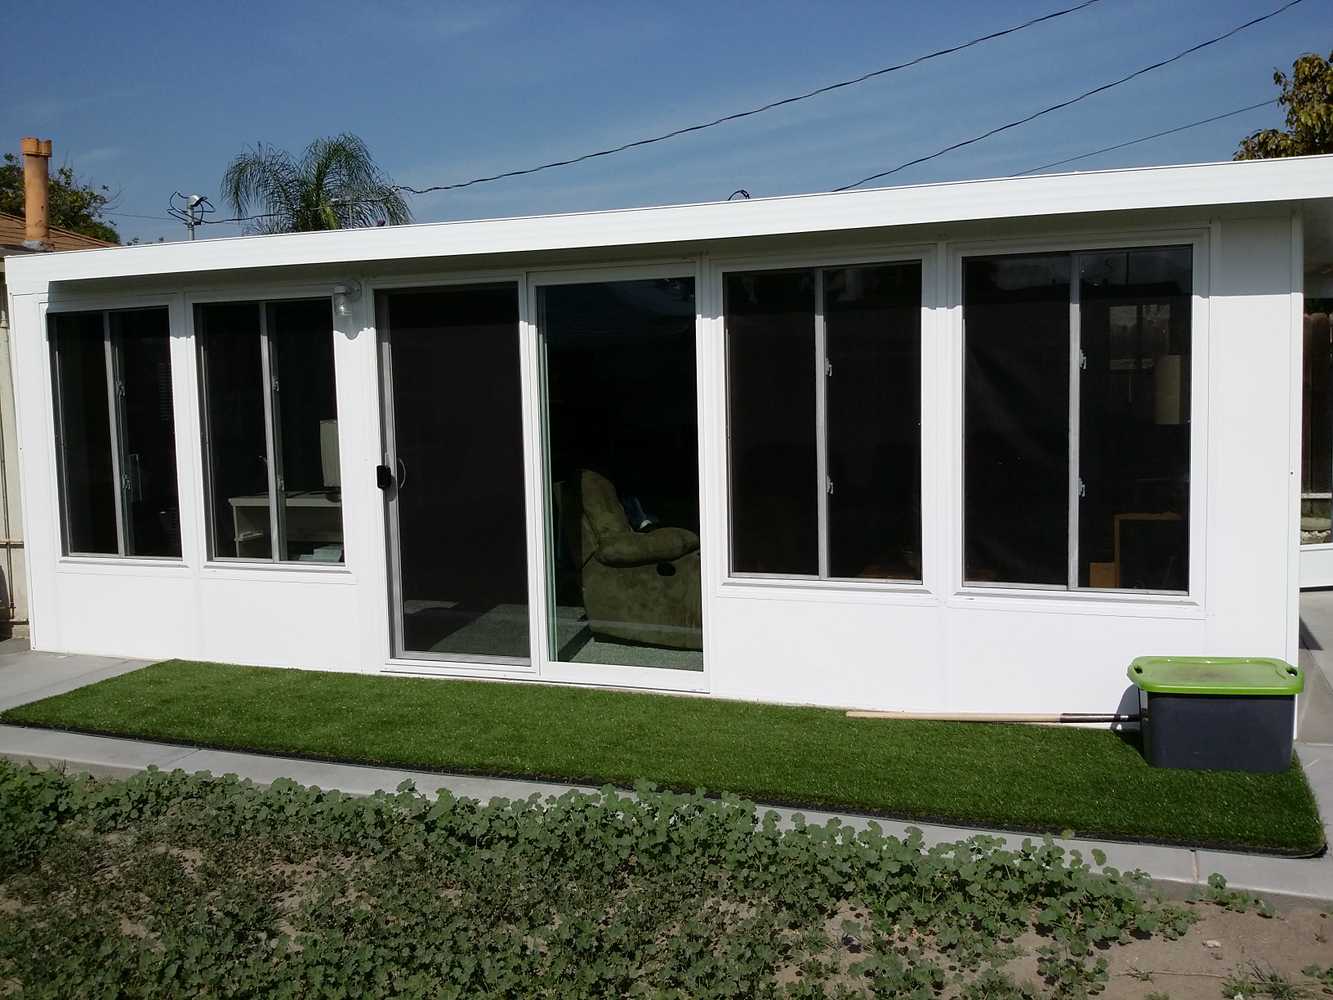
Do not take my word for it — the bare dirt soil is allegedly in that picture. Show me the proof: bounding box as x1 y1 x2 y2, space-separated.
1014 904 1333 1000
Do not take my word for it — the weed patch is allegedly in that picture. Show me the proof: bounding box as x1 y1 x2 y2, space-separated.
0 760 1213 999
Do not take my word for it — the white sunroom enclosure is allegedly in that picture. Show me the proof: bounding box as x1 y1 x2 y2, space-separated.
6 156 1333 716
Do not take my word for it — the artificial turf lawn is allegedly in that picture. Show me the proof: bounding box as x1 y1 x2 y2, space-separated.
2 659 1324 855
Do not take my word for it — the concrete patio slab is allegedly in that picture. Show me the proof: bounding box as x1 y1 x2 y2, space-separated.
0 643 150 713
1300 589 1333 690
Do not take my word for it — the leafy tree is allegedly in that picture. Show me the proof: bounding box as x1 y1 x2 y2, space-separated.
1235 50 1333 160
221 133 410 234
0 154 119 243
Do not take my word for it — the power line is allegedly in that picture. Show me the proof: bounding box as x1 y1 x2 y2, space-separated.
833 0 1305 191
138 0 1300 232
393 0 1106 196
149 98 1286 233
198 212 278 226
1012 98 1278 176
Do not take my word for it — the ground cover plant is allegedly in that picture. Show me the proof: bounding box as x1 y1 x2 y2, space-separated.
1 762 1329 1000
0 762 1214 998
1 660 1324 855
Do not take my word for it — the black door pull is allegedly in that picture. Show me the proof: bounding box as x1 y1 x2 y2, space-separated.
376 464 394 490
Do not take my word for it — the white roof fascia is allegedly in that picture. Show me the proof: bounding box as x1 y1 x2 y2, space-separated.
4 155 1332 294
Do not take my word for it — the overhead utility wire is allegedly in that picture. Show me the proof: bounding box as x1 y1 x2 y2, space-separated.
833 0 1305 191
174 0 1105 228
391 0 1105 196
105 210 177 221
155 99 1283 232
1012 98 1278 176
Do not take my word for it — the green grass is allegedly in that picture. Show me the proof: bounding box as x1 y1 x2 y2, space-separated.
2 659 1324 855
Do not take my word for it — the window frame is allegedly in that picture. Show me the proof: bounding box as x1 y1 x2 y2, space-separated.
1299 296 1333 549
48 305 180 561
194 295 342 566
951 229 1209 606
717 248 932 589
375 279 534 669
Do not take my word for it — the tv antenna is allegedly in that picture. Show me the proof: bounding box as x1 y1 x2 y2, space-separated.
168 192 215 240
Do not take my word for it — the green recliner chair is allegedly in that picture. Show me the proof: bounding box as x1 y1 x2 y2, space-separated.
557 469 703 650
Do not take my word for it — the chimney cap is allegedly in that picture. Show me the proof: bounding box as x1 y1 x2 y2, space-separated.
20 137 52 158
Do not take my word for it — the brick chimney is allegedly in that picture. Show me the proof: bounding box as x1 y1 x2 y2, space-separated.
20 137 52 251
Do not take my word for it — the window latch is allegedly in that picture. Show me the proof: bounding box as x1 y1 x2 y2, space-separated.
1078 477 1087 499
826 476 835 495
825 359 832 377
1079 350 1088 372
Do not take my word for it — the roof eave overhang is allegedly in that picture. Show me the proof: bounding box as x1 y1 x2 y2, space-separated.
5 154 1333 295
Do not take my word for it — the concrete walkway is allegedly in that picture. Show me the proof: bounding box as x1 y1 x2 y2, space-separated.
0 639 149 712
1 640 1331 906
1298 589 1333 743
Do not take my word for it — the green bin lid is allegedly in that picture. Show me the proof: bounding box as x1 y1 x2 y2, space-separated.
1127 656 1303 696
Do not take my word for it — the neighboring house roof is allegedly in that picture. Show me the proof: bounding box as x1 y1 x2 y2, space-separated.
0 211 116 257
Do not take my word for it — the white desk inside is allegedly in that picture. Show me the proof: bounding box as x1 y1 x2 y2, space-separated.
228 491 342 560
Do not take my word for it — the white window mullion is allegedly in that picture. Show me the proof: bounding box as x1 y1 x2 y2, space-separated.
377 295 407 658
50 332 74 554
814 269 830 580
1067 258 1082 591
258 305 283 561
102 314 129 556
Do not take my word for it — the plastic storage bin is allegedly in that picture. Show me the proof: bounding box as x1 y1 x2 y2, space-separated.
1127 657 1303 773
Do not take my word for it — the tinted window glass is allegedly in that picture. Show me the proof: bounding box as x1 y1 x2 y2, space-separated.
825 262 922 580
1077 247 1191 591
382 286 528 659
963 255 1070 585
113 310 180 557
541 278 702 669
725 270 818 575
197 303 271 559
269 300 343 562
51 312 117 554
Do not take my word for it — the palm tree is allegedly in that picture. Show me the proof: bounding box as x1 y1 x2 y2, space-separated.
220 133 411 234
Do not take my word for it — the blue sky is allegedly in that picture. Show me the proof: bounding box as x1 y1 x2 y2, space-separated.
1 0 1324 244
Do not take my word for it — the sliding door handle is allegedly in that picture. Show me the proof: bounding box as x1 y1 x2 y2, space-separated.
376 464 394 491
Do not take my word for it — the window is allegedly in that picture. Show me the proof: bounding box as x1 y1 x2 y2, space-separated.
196 299 343 563
50 308 180 558
540 277 703 670
963 246 1192 592
725 261 923 581
1301 300 1332 544
379 285 530 661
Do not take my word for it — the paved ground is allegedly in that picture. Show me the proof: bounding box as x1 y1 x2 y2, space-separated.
0 638 149 712
1 629 1332 906
1297 590 1333 742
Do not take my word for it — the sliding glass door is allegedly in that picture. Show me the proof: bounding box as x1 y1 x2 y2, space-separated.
377 274 703 676
378 284 530 662
537 276 703 672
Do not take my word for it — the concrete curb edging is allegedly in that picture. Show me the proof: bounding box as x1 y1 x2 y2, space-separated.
3 724 1331 910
